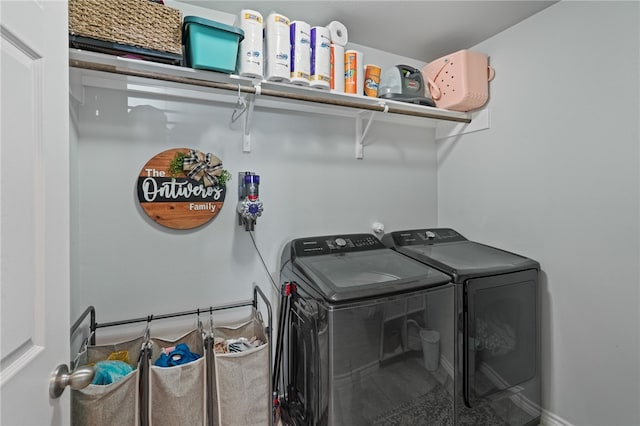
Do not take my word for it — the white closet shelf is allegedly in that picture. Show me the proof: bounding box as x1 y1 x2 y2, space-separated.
69 49 472 157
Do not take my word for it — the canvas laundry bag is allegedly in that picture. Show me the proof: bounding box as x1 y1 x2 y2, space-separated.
149 328 207 426
211 313 270 426
71 335 144 426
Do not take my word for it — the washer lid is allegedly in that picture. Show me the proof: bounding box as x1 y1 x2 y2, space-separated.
403 241 531 270
386 229 539 280
290 234 450 302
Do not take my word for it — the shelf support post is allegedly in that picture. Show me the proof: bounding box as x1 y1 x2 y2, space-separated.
242 93 255 153
241 83 262 153
355 111 376 159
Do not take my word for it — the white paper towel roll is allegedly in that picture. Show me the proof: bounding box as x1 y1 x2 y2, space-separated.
330 44 345 93
310 26 330 89
289 20 310 85
265 12 290 82
238 9 263 78
327 20 348 46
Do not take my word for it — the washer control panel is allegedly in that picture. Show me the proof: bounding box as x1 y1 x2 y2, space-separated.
389 228 467 246
293 234 385 256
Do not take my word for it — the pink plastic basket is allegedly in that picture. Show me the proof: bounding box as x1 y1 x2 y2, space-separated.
422 49 495 112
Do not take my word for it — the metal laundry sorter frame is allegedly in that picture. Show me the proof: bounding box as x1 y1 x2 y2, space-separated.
70 284 273 426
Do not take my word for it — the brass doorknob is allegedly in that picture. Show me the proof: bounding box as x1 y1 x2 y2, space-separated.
49 364 94 398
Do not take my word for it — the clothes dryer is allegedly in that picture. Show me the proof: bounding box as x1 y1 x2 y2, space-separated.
383 228 541 426
278 233 455 425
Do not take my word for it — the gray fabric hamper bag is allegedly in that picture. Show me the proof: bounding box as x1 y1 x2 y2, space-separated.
71 335 143 426
212 314 270 426
149 328 206 426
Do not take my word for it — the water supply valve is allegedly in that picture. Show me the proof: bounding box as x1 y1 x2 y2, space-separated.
237 171 263 231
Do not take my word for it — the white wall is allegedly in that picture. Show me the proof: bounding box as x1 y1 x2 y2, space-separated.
437 2 640 425
71 60 439 328
70 2 640 424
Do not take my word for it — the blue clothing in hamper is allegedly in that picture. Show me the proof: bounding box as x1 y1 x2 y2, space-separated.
91 360 134 385
154 343 201 367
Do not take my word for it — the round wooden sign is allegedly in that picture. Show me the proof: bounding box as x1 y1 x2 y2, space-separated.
136 148 227 230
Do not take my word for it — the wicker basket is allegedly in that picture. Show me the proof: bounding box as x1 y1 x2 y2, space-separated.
69 0 182 55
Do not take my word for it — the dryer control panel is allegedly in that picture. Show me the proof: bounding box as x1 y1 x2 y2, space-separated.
388 228 467 246
293 234 385 256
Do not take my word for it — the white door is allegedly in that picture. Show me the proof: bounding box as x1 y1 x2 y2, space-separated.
1 0 71 424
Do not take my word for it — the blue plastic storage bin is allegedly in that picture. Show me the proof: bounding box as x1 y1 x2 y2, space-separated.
183 16 244 73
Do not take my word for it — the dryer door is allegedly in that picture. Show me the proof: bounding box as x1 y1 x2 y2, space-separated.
463 269 538 407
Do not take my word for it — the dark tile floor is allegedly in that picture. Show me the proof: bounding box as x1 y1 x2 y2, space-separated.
331 354 533 426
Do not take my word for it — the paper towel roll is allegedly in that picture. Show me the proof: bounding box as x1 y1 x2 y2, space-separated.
289 20 310 85
330 44 345 93
345 49 363 95
327 20 348 46
310 26 330 89
238 9 263 78
265 12 290 82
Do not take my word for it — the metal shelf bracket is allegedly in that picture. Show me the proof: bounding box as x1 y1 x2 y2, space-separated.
355 111 375 159
231 83 261 153
242 94 256 153
355 102 388 159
